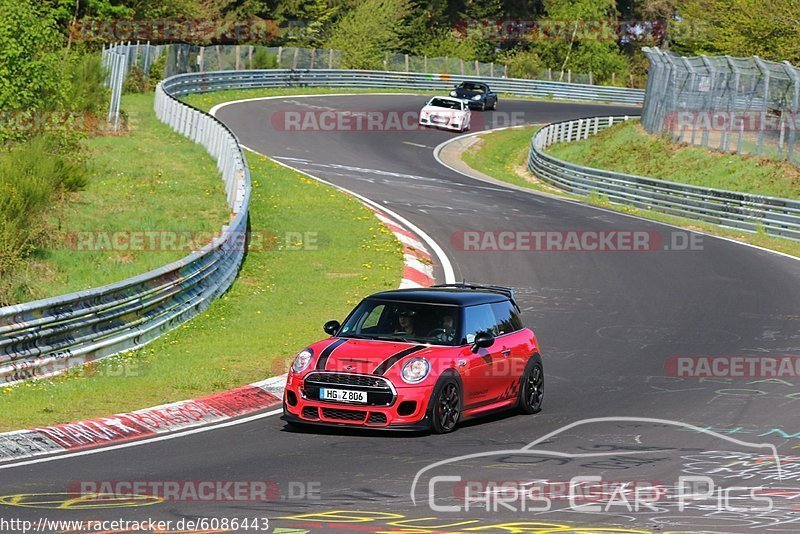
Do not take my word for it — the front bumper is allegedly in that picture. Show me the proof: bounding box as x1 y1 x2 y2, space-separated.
282 409 430 431
419 116 464 131
283 372 433 430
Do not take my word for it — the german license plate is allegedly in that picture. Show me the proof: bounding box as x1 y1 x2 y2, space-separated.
319 388 367 403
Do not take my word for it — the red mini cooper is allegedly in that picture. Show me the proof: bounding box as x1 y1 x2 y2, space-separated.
282 284 543 433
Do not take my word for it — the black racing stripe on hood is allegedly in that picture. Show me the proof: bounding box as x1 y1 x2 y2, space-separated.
316 338 348 370
373 345 426 375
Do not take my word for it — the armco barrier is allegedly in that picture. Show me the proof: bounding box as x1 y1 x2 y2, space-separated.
160 69 644 105
528 116 800 241
0 62 641 386
0 80 250 385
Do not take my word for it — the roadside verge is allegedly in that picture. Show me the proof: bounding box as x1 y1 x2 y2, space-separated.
439 126 800 261
0 206 436 463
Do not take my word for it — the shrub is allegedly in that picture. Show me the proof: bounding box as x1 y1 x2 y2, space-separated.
252 48 279 69
0 136 88 304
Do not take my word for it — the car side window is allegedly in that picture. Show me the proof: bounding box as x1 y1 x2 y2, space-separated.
491 301 523 335
361 304 385 330
463 304 497 344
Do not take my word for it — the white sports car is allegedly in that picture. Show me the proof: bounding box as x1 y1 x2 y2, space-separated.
419 96 471 132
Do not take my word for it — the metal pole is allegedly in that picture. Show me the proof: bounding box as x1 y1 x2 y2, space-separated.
782 61 799 163
754 57 770 156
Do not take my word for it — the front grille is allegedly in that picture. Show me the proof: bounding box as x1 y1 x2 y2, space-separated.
321 408 367 422
367 412 387 424
306 373 389 389
304 372 395 406
302 406 319 419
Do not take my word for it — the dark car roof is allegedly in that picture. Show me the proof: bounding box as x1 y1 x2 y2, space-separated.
366 287 508 306
458 82 489 88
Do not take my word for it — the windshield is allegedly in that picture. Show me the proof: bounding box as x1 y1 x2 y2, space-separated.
429 98 462 110
339 299 461 346
457 83 486 93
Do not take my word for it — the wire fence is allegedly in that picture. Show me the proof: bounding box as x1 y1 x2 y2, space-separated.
104 41 166 79
642 47 800 165
161 44 619 86
101 42 629 88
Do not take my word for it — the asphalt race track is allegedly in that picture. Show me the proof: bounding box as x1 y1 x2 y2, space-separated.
2 95 800 533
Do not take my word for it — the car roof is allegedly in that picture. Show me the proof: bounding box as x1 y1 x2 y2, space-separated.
366 287 510 306
458 82 489 88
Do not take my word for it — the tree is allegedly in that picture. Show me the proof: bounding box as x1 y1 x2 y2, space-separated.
326 0 411 69
527 0 629 83
0 0 65 112
674 0 800 63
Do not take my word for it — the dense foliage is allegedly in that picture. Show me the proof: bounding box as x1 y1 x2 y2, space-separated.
23 0 796 84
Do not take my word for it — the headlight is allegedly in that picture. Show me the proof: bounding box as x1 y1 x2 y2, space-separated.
472 95 481 101
450 90 457 97
401 357 430 384
291 349 313 373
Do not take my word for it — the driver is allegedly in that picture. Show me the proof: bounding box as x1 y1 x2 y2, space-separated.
431 313 456 343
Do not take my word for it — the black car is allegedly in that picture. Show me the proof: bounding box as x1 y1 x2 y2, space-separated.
450 82 498 111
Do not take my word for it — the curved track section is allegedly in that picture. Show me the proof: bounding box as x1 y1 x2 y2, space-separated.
2 96 800 533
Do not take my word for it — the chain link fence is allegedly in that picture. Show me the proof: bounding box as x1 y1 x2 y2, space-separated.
642 47 800 165
161 44 618 86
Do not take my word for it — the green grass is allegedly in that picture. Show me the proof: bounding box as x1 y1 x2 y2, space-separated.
15 93 230 302
0 99 402 431
463 123 800 259
547 121 800 199
461 126 542 190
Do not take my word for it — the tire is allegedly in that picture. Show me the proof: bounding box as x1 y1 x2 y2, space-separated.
429 377 462 434
518 354 544 414
491 98 498 110
480 101 486 111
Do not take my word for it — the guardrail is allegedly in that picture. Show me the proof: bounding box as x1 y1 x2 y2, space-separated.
162 69 644 105
0 61 641 386
0 80 250 385
528 116 800 241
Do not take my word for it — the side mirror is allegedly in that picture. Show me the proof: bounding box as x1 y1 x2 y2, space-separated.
324 320 341 336
471 331 494 352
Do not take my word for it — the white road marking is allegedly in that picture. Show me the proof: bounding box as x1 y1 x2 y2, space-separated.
402 141 430 148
